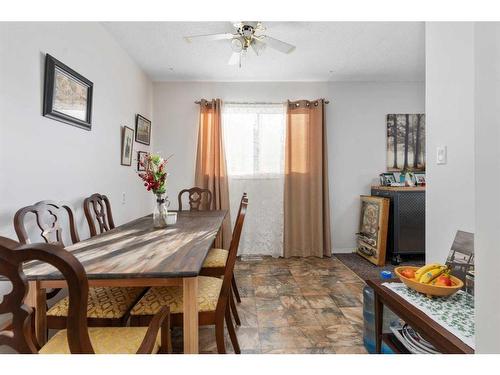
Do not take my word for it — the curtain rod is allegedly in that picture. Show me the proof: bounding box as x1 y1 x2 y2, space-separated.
194 100 330 105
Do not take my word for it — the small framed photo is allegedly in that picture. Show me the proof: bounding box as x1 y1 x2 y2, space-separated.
121 126 134 166
135 114 151 145
137 151 149 171
381 173 396 186
43 54 93 130
414 172 426 185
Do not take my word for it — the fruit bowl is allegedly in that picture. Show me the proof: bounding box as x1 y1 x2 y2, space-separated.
394 266 464 298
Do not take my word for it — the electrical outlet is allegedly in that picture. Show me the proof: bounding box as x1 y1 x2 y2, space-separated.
122 192 126 205
436 146 447 165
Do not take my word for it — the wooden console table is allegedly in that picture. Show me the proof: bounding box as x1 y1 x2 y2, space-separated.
366 278 474 354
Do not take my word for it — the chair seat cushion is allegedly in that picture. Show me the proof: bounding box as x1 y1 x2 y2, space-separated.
202 248 228 268
130 276 222 316
47 287 144 319
39 327 160 354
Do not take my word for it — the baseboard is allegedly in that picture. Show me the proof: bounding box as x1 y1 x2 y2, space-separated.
332 247 357 254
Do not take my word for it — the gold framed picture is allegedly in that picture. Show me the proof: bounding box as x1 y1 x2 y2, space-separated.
356 195 390 266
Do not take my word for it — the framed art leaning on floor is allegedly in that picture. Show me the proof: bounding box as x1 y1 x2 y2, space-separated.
356 195 390 266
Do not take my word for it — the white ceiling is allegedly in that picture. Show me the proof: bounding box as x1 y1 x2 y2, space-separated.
102 22 425 82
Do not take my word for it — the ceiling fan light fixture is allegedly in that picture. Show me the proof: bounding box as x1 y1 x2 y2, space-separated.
231 38 243 52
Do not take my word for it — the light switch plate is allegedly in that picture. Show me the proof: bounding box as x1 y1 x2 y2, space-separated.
436 146 447 165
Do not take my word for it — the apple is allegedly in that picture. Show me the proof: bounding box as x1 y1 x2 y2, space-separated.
401 268 416 279
434 274 452 287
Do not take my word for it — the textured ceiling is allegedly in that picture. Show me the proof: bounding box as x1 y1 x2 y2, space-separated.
102 22 425 82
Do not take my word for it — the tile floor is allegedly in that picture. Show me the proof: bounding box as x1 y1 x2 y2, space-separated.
171 256 368 354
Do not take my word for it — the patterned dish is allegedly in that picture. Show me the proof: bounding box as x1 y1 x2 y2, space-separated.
394 266 463 297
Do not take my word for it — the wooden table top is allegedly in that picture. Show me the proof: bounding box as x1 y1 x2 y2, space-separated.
21 210 227 280
366 278 474 354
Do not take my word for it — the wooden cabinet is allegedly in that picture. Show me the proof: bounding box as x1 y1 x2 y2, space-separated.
371 186 425 264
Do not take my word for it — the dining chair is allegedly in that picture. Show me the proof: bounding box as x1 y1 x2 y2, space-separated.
129 195 248 354
13 200 145 329
200 193 248 326
83 193 115 236
0 236 171 354
179 186 243 319
178 187 213 211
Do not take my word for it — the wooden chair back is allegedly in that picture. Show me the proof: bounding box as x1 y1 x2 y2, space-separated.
14 200 80 246
83 193 115 237
215 193 247 316
178 187 212 211
0 237 93 353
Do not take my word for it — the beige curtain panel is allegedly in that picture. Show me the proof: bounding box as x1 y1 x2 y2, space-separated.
195 99 232 249
284 99 332 258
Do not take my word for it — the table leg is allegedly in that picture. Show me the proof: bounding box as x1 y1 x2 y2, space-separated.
374 291 383 354
26 281 47 346
183 277 199 354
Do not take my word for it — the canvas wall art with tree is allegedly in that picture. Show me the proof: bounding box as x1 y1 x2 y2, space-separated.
386 114 425 171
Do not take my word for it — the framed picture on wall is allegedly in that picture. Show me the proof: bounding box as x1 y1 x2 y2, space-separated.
137 151 149 171
43 54 93 130
121 126 134 166
135 114 151 145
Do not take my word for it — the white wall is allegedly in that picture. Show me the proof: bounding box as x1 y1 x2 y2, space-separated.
0 22 154 242
425 23 476 263
0 22 154 331
426 21 500 353
153 81 424 253
474 22 500 354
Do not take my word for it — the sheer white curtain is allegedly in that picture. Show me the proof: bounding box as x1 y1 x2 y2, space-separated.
222 103 286 257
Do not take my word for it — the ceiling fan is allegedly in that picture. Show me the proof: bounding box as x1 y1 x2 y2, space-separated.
184 22 296 68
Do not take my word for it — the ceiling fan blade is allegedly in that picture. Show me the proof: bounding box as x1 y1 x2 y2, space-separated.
184 33 234 43
228 52 240 66
262 36 296 54
251 39 266 56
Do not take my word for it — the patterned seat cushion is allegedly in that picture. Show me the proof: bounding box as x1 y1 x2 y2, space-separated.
39 327 160 354
130 276 222 316
47 287 144 319
202 248 228 268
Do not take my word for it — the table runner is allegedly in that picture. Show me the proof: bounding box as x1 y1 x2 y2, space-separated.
382 282 475 349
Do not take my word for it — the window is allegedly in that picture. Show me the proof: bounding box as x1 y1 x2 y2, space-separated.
222 103 286 257
223 103 285 177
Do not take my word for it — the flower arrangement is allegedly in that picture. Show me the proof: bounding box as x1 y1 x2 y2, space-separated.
138 153 170 195
138 153 172 228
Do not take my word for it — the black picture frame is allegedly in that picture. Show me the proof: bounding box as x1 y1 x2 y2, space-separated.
381 172 396 186
43 54 93 130
135 114 151 145
121 126 134 166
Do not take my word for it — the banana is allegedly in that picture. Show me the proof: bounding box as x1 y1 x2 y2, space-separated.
419 266 447 284
414 263 443 280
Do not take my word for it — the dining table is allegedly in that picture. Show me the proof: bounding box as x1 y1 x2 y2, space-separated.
22 209 227 354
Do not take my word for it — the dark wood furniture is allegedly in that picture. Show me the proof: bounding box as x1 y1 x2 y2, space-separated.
130 196 248 354
371 186 425 264
21 210 227 354
200 193 248 326
14 200 80 246
178 187 213 211
366 278 474 354
83 193 115 236
0 237 170 354
13 200 144 332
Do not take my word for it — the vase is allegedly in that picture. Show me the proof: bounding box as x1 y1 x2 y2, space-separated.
153 193 168 228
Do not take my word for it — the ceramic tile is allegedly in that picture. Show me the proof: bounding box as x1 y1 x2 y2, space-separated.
340 307 364 325
172 256 367 354
237 297 259 327
259 326 314 350
304 295 338 309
